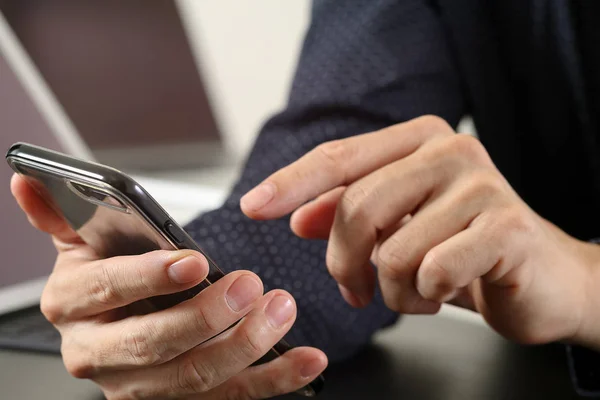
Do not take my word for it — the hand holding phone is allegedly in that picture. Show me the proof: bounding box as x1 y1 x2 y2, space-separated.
7 143 327 399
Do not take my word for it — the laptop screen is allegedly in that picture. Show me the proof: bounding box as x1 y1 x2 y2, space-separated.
0 49 65 309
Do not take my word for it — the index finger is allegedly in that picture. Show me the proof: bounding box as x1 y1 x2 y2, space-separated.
10 173 82 244
240 116 452 220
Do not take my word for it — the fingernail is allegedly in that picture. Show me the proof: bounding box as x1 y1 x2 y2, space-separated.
265 295 295 328
300 358 325 379
240 182 276 212
168 255 207 284
338 284 370 308
226 275 263 312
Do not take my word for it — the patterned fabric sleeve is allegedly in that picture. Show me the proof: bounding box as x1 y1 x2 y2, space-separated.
185 0 465 361
567 345 600 397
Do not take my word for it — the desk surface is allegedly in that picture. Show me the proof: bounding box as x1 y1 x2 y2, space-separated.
0 312 583 400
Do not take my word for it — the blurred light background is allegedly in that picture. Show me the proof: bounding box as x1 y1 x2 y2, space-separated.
1 0 310 171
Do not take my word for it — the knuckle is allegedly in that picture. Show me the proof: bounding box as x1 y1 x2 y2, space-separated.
315 139 351 168
497 207 537 236
237 324 269 361
259 375 283 399
419 251 454 301
192 303 220 336
337 184 371 224
376 239 409 281
121 323 163 366
40 289 63 324
445 134 489 163
421 251 451 285
62 350 95 379
414 115 453 136
176 356 215 394
326 248 354 285
88 265 121 307
222 379 258 400
413 115 454 138
462 171 505 200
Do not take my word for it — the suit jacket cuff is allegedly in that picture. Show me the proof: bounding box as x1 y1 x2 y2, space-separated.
566 344 600 397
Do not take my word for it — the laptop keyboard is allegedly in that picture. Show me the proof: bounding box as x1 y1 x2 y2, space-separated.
0 305 61 354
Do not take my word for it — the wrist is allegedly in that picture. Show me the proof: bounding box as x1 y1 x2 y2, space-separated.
571 241 600 351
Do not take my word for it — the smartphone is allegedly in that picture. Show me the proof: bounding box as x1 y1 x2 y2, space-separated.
6 142 324 397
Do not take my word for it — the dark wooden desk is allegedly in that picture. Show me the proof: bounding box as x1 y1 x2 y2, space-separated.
282 311 581 399
0 312 583 399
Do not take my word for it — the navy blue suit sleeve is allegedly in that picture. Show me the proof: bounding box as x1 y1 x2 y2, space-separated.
184 0 466 361
566 345 600 397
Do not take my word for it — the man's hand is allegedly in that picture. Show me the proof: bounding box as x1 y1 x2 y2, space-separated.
241 115 600 350
11 174 327 400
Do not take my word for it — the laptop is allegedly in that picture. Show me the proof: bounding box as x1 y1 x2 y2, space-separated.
0 9 229 349
0 9 94 315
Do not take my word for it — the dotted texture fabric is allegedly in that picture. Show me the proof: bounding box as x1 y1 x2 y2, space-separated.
185 0 465 362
